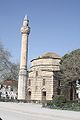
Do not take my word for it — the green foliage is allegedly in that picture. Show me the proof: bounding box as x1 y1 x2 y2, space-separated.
60 49 80 83
52 95 66 106
62 102 80 111
47 95 66 108
47 98 80 111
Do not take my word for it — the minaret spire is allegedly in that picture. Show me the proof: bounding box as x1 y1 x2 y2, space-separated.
24 15 28 20
18 16 30 101
23 15 29 27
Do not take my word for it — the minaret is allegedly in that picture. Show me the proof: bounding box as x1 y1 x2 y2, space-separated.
18 16 30 100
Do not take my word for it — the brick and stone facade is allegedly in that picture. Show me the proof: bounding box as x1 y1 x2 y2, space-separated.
27 52 61 101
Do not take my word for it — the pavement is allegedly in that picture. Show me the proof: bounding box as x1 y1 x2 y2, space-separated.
0 102 80 120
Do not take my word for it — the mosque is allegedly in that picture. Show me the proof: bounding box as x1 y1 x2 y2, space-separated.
27 52 61 101
17 16 62 102
0 16 80 102
17 16 80 102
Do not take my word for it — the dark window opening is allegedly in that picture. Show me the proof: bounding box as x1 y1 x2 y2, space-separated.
29 79 31 86
28 91 31 100
42 92 46 96
42 91 46 101
43 79 45 86
29 91 31 96
36 71 38 77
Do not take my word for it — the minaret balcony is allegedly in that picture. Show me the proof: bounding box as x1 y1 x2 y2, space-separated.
21 26 30 34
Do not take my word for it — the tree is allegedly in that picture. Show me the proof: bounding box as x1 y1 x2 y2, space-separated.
0 43 11 80
53 49 80 101
59 49 80 84
0 43 19 81
3 63 19 80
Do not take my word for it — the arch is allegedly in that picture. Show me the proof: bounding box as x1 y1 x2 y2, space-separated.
41 88 46 92
27 87 31 91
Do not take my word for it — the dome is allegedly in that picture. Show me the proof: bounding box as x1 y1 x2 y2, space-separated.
31 52 61 62
38 52 61 59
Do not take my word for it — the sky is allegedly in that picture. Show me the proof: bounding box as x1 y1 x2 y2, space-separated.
0 0 80 65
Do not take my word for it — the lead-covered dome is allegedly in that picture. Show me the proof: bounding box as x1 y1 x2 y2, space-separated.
30 52 61 71
38 52 61 59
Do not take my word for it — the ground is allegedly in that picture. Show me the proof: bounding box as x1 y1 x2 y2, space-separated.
0 102 80 120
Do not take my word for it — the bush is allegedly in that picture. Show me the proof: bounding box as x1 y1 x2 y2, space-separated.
47 96 80 111
63 102 80 111
47 95 66 108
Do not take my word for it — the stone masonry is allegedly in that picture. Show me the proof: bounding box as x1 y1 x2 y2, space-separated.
18 16 30 100
28 52 61 101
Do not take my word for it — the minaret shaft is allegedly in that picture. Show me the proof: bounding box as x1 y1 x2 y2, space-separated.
18 16 30 100
20 34 28 69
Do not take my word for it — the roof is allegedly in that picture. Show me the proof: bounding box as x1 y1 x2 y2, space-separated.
0 80 18 88
39 52 61 59
31 52 61 62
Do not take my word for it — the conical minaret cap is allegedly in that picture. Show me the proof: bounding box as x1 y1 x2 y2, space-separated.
23 15 29 27
24 15 28 21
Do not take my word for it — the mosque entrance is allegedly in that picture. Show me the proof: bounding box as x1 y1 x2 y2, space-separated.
28 91 31 100
42 91 46 101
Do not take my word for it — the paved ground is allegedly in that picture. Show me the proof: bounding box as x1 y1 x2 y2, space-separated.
0 102 80 120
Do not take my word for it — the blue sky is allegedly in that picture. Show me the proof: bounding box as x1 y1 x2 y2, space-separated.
0 0 80 65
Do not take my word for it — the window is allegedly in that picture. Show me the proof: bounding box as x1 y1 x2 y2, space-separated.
29 79 31 86
42 91 46 96
42 91 46 100
28 91 31 100
43 79 45 86
36 71 38 77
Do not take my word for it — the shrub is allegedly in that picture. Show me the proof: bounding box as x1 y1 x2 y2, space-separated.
47 95 66 108
47 97 80 111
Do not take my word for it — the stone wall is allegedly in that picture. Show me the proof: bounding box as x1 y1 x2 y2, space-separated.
27 55 60 101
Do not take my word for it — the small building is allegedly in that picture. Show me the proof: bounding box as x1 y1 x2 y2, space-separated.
0 80 18 100
27 52 61 102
